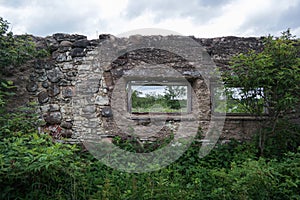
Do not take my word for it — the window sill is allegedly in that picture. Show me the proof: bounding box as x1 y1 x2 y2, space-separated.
126 112 198 121
212 113 269 120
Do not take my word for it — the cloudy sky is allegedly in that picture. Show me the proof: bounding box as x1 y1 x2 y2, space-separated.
0 0 299 39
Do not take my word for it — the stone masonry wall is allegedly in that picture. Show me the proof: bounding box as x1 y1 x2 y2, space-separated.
5 33 269 143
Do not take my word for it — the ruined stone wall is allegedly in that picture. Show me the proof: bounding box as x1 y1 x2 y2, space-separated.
5 33 269 143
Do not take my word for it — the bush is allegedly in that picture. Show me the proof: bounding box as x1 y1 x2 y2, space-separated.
1 118 299 200
261 120 300 160
0 105 84 199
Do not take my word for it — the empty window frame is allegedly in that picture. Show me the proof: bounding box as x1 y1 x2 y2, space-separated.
211 85 266 115
127 81 192 114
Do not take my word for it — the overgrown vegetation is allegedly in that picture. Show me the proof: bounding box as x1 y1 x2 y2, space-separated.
224 29 300 155
1 122 299 199
0 17 47 107
0 17 299 199
0 17 47 68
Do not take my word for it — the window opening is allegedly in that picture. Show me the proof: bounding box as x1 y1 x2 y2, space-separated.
212 86 266 114
127 81 191 114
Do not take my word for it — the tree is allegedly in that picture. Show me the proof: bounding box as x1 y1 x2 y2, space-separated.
164 86 187 109
225 30 300 155
0 17 47 107
0 17 48 68
164 86 186 100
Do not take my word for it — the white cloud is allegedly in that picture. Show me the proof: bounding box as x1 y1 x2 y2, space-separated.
0 0 129 38
232 0 300 35
0 0 299 38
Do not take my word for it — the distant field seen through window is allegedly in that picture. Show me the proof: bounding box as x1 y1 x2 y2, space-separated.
128 82 190 113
